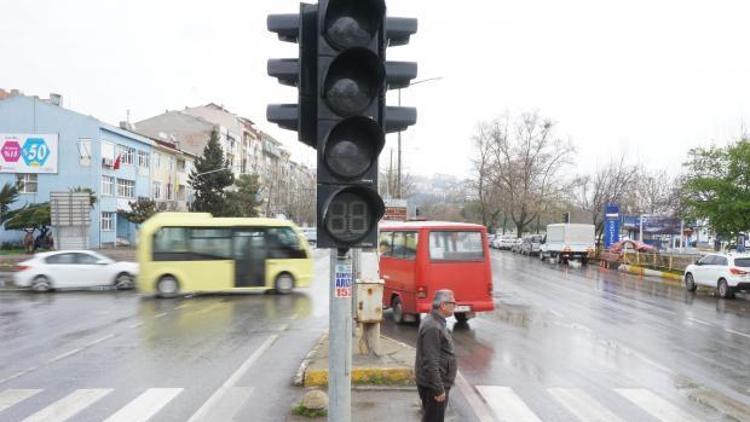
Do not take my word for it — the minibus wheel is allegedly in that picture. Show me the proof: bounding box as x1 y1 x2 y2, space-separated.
156 275 180 298
455 313 470 324
391 296 405 324
275 273 294 295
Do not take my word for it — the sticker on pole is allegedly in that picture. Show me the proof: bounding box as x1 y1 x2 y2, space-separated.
335 262 352 298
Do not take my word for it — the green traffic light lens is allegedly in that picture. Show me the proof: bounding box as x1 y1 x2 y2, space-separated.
324 116 383 179
324 49 384 116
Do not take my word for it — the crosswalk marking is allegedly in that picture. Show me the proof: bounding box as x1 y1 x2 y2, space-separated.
103 388 183 422
615 388 701 422
548 387 625 422
21 388 112 422
477 385 541 422
0 389 41 414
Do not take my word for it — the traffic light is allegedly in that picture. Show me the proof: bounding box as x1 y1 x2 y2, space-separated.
267 0 417 250
315 0 417 249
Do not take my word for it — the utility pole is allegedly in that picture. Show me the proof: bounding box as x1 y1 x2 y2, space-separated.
329 249 353 420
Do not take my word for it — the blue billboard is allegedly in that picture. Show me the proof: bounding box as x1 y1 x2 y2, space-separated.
604 204 620 248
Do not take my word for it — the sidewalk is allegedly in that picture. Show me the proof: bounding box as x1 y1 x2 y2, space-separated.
290 333 464 421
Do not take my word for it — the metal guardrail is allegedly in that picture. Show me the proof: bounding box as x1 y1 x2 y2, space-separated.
620 252 698 272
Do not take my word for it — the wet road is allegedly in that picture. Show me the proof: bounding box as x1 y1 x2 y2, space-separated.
0 250 330 422
383 250 750 421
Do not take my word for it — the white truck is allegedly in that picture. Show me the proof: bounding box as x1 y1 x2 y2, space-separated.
539 224 595 264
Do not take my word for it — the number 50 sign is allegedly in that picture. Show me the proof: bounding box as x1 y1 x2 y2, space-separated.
0 134 58 174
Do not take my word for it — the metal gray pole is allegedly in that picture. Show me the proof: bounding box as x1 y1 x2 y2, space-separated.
397 89 402 199
329 248 352 422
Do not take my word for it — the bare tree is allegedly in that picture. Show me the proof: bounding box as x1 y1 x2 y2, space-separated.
625 169 679 216
471 123 506 231
573 155 637 243
478 112 575 237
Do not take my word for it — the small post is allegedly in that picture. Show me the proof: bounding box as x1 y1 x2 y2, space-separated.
329 248 352 422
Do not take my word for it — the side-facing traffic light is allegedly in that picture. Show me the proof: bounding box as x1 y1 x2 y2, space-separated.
315 0 417 249
267 4 318 147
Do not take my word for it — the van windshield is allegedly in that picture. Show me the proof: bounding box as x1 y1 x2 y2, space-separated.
429 231 484 261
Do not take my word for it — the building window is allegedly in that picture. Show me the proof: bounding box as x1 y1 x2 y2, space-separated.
116 179 135 198
101 176 115 196
117 145 135 165
138 150 150 169
167 183 173 200
168 157 174 172
177 159 186 172
16 174 38 193
101 212 114 232
152 182 161 200
152 152 161 169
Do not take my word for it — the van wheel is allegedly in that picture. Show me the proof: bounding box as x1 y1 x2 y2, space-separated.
275 273 294 295
685 273 697 292
718 278 734 299
455 312 470 324
391 296 405 324
156 276 180 298
32 275 52 292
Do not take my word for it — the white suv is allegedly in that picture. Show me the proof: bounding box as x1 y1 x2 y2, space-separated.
684 253 750 298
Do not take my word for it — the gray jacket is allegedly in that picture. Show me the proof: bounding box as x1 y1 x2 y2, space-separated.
415 311 457 394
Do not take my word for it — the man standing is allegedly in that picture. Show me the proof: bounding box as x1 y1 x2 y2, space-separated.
415 289 457 422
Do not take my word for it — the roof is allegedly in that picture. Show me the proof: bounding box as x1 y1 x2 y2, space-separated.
139 213 299 236
379 221 485 230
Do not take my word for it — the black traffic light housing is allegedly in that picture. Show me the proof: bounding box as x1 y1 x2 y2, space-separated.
267 0 418 250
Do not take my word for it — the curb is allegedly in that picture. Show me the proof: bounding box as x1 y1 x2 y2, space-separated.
294 333 328 386
619 264 683 286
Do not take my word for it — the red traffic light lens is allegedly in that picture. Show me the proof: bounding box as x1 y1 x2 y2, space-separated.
324 0 385 50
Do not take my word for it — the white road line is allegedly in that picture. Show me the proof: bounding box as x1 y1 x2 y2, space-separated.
104 388 183 422
454 373 495 422
22 388 113 422
0 389 41 413
154 312 168 318
85 334 116 347
0 367 37 385
725 328 750 339
195 387 254 422
548 387 625 422
687 317 712 327
187 335 278 422
49 348 84 363
276 323 289 332
615 388 701 422
476 386 541 422
129 322 144 329
175 304 190 310
548 310 564 319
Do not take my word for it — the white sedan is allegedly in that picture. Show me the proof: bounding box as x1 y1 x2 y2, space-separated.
13 250 138 292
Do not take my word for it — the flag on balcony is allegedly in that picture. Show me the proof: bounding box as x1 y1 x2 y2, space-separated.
113 153 122 170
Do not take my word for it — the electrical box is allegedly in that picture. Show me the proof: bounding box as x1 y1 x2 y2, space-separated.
355 281 384 323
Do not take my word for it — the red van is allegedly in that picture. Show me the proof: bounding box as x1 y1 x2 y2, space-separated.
379 221 494 324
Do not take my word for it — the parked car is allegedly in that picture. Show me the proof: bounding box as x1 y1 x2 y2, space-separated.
520 234 544 256
13 250 138 292
487 234 498 248
494 235 517 250
511 238 524 254
683 253 750 298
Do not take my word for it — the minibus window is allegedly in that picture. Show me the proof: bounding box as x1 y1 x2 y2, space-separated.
392 232 406 257
429 231 484 261
403 232 418 260
379 231 393 257
190 229 232 259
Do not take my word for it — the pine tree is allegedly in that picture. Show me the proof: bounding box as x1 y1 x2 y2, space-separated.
188 129 234 215
226 174 263 217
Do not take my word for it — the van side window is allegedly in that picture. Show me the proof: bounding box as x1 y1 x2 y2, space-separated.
379 231 393 257
403 232 418 260
267 227 307 259
429 231 484 261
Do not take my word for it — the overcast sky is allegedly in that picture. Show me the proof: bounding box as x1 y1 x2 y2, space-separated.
2 0 749 179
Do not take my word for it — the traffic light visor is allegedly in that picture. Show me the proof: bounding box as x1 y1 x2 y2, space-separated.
324 0 385 50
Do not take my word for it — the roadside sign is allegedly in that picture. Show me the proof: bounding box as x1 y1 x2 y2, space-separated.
334 261 352 298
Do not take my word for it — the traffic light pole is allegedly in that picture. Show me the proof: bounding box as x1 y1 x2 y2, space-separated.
329 248 352 422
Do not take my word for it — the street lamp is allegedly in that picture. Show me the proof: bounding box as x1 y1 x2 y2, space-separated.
396 76 443 198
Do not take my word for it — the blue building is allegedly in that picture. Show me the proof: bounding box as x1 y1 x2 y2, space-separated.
0 93 153 248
